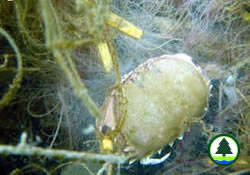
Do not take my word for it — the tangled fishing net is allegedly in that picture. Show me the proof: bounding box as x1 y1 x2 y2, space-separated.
0 0 249 174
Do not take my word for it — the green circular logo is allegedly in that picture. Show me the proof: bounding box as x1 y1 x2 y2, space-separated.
208 134 240 166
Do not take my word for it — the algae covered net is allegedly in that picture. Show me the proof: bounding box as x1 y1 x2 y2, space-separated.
0 0 249 174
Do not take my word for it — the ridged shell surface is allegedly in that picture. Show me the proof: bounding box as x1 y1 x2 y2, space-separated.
120 54 209 158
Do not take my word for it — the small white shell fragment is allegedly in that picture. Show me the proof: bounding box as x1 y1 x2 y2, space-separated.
158 149 162 154
209 84 213 91
168 142 174 147
128 158 137 165
140 152 171 165
178 136 183 140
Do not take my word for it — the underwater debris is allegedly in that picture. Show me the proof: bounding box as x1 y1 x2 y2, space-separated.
0 0 249 174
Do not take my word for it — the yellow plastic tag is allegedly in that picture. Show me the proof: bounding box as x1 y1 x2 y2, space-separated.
98 42 113 72
102 138 113 151
107 12 143 39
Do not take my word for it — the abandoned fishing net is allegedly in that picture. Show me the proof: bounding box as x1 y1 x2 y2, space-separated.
0 0 249 174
